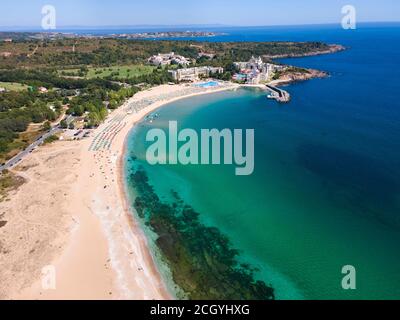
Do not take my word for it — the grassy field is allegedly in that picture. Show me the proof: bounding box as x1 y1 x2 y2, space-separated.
59 64 155 80
87 65 155 79
0 82 29 92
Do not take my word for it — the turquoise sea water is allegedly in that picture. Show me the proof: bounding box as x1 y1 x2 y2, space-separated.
124 24 400 299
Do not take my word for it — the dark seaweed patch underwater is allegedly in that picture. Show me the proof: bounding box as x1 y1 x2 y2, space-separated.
129 163 274 300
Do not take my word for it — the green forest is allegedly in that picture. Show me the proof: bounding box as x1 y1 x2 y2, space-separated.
0 38 331 69
0 37 332 163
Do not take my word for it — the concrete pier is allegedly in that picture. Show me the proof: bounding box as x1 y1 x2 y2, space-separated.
265 84 290 103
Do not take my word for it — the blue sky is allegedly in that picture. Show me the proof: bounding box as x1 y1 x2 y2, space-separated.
1 0 399 28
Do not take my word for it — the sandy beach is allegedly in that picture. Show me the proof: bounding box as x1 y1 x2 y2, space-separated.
0 82 238 300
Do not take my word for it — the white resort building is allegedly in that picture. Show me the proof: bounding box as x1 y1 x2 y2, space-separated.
169 66 224 82
234 56 265 71
233 56 285 84
148 52 191 67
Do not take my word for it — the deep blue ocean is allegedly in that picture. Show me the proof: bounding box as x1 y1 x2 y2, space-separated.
124 23 400 299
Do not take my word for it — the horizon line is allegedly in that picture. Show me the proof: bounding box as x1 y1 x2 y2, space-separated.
1 21 399 32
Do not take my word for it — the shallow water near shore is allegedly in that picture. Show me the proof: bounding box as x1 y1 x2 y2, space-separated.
124 24 400 299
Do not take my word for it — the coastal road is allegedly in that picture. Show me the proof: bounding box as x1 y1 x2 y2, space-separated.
0 115 73 172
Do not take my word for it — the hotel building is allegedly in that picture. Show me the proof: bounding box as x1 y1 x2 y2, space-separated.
148 52 191 66
169 66 224 82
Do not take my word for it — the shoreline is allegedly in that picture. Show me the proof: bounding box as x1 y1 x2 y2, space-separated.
118 82 241 296
1 70 334 299
1 82 239 300
116 138 172 299
115 83 241 298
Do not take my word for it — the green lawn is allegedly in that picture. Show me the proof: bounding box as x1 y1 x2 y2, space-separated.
87 65 155 79
0 82 30 92
59 65 156 80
